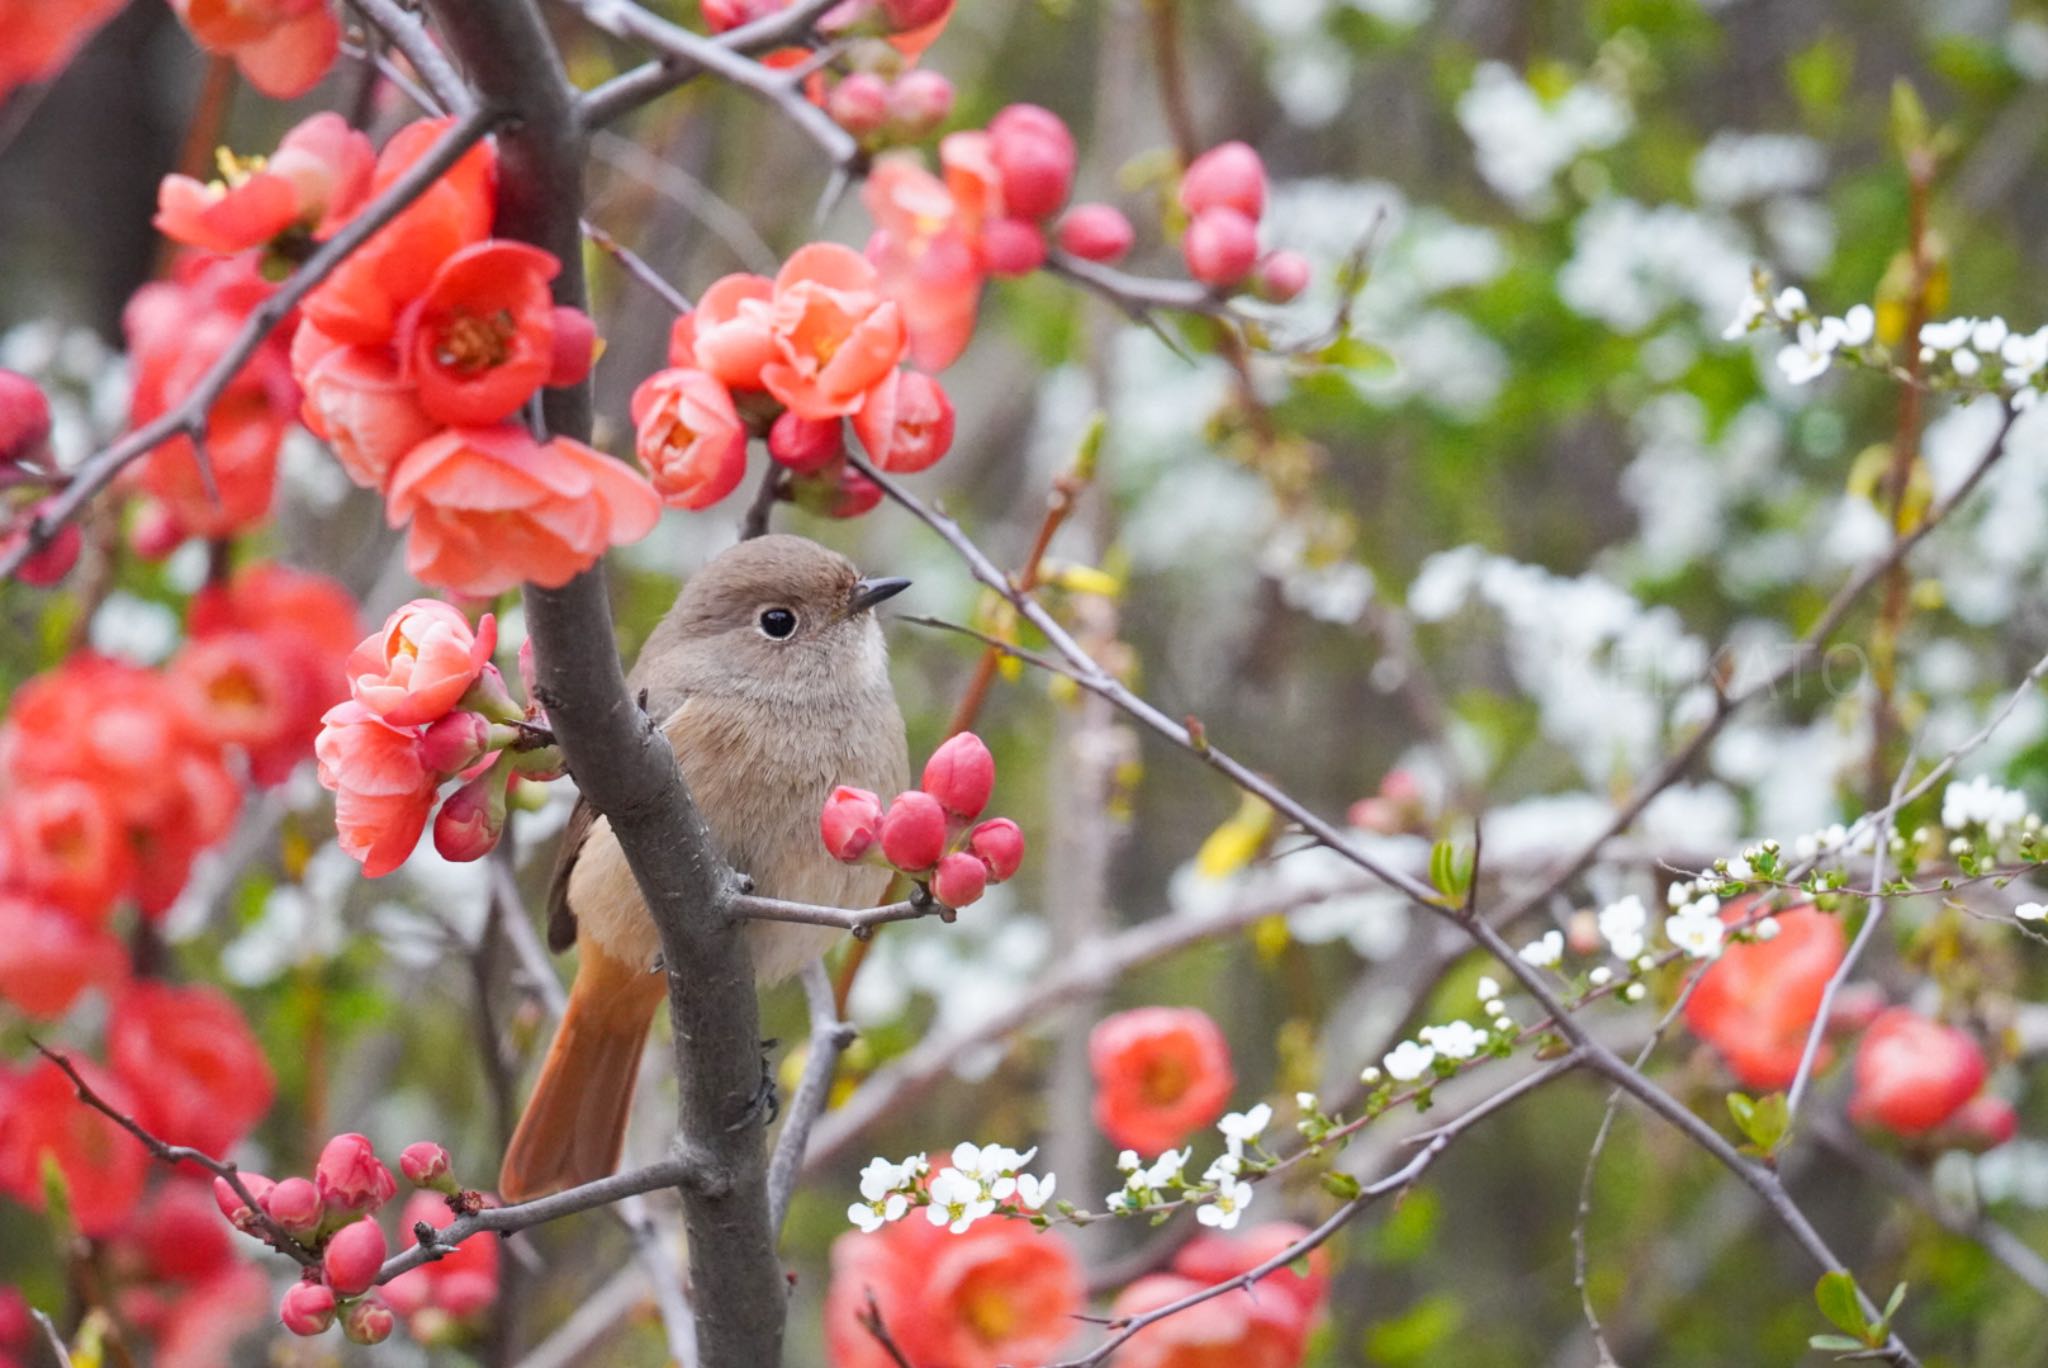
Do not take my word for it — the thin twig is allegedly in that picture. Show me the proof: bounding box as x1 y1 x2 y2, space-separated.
581 216 695 314
351 0 473 112
767 961 858 1236
576 0 844 128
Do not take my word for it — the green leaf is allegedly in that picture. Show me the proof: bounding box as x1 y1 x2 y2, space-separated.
1322 1170 1363 1200
1809 1333 1869 1353
1725 1090 1790 1154
1311 334 1395 376
1815 1270 1869 1340
1882 1281 1908 1324
1890 78 1930 157
1428 840 1472 902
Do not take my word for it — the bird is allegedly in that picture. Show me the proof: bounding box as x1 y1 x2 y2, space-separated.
499 534 909 1202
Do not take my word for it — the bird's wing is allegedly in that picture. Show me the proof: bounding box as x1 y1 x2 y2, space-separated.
542 691 693 954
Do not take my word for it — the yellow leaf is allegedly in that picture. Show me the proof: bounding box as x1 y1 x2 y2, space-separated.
1196 794 1275 879
1041 561 1122 598
1253 914 1290 961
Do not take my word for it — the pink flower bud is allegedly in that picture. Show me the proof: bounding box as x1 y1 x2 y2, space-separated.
821 785 884 862
1254 249 1310 303
887 69 955 136
399 1141 453 1190
341 1294 396 1346
9 503 80 587
987 104 1075 221
1179 141 1267 221
129 502 184 560
1182 208 1259 290
931 850 987 907
700 0 782 32
547 307 599 389
279 1280 337 1336
0 369 51 468
434 762 509 863
213 1173 274 1227
323 1218 388 1296
880 0 951 29
879 790 947 872
967 817 1025 881
1057 203 1135 264
828 72 892 138
263 1176 324 1236
922 732 994 818
1946 1094 2019 1152
419 711 492 776
315 1133 397 1215
768 411 845 474
790 461 883 519
982 218 1047 277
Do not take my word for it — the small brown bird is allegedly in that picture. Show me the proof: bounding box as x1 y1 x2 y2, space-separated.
499 535 909 1202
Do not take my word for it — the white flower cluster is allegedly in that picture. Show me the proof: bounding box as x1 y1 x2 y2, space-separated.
1597 894 1648 959
1941 776 2034 842
1106 1105 1273 1230
1378 1012 1501 1086
1456 61 1631 215
1918 316 2048 402
847 1142 1055 1236
1664 889 1726 959
1720 281 1875 385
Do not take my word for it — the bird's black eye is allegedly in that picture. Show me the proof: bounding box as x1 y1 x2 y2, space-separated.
758 607 798 640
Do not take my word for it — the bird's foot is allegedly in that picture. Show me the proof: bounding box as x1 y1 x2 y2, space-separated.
727 1038 781 1131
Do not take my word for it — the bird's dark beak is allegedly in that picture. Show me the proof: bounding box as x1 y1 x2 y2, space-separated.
848 575 911 615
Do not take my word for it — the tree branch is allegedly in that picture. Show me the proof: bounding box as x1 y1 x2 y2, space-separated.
766 961 857 1236
574 0 845 129
422 2 790 1361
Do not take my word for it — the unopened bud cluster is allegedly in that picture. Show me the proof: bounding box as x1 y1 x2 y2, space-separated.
821 731 1025 908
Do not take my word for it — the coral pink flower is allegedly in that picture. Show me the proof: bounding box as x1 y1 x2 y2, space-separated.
279 1281 336 1336
768 410 845 473
302 117 497 346
0 1056 150 1237
1172 1222 1331 1323
853 368 955 473
187 561 362 786
670 274 779 389
109 981 276 1157
931 851 987 907
986 104 1075 222
1183 208 1260 289
826 1214 1082 1368
324 1218 388 1296
315 1132 398 1214
761 244 908 419
1057 203 1135 263
1090 1006 1236 1154
403 241 563 425
314 700 438 876
1 778 132 920
921 731 993 817
821 785 884 862
125 1180 237 1284
966 817 1024 882
391 1188 502 1322
879 789 947 871
156 112 374 255
291 320 437 491
0 368 52 468
1180 141 1268 221
168 0 339 99
865 154 988 371
631 367 751 509
168 634 294 752
0 0 125 104
385 425 662 597
1110 1272 1308 1368
0 893 126 1019
124 253 297 540
1683 902 1845 1090
347 600 498 728
1850 1009 1989 1137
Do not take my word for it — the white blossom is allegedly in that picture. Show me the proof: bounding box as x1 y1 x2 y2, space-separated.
1476 974 1501 1001
1196 1175 1254 1229
1721 285 1770 341
1014 1173 1056 1210
1218 1104 1273 1155
1140 1148 1192 1189
1359 1066 1383 1087
1418 1020 1486 1061
1116 1149 1141 1173
1666 901 1726 959
2017 902 2047 922
1623 983 1647 1002
1776 319 1837 385
1383 1039 1438 1082
1589 966 1613 986
1597 894 1648 960
849 1202 888 1233
1943 776 2031 840
927 1169 994 1233
1519 929 1564 967
1838 303 1874 346
1203 1151 1243 1184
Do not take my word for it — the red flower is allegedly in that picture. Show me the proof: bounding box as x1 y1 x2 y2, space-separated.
821 785 884 862
826 1215 1082 1368
384 1189 502 1325
986 104 1075 222
1110 1272 1307 1368
966 818 1024 882
168 635 294 753
315 1132 398 1214
168 0 339 99
671 274 778 390
631 367 751 509
1090 1007 1236 1155
865 155 988 371
0 892 126 1019
1849 1009 1989 1137
123 1180 236 1284
124 254 297 540
0 0 125 104
879 790 947 872
108 982 275 1157
384 425 663 597
315 701 438 877
931 851 987 907
1682 903 1845 1090
186 561 362 786
0 1056 150 1237
347 600 497 728
921 731 994 818
761 244 908 420
291 320 439 491
1183 208 1260 289
852 369 954 473
1179 142 1268 222
403 241 563 425
156 112 374 255
0 368 52 468
150 1263 270 1368
302 117 497 347
1057 203 1135 264
1171 1222 1331 1324
0 779 132 920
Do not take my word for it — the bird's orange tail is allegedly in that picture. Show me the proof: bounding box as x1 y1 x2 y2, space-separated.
499 942 666 1203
